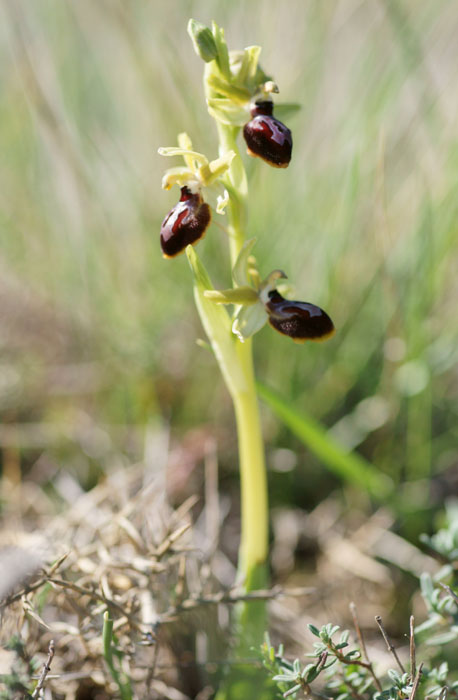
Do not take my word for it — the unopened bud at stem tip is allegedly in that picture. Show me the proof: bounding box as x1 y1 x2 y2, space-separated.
187 19 218 63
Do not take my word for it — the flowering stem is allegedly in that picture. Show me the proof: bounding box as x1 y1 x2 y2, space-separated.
217 121 269 646
216 122 247 259
233 345 268 573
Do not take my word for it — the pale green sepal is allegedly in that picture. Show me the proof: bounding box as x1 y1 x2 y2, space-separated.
232 301 267 342
224 153 248 201
211 21 231 80
204 287 258 305
178 132 193 150
186 246 246 394
228 49 246 75
198 151 236 186
177 132 196 171
161 166 194 190
158 147 208 166
207 98 248 127
237 45 262 86
232 238 257 287
206 74 251 105
187 19 218 62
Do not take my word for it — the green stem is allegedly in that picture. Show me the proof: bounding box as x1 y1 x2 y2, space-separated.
216 121 247 259
234 339 269 572
217 121 269 600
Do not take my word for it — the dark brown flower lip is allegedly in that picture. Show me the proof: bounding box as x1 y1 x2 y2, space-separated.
265 290 335 342
243 113 292 168
160 186 211 258
250 100 274 117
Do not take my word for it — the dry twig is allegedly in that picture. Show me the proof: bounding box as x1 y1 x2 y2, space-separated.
375 615 405 674
409 662 423 700
409 615 416 682
350 602 382 692
31 639 55 698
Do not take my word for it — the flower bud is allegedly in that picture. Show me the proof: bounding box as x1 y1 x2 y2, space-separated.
265 290 334 342
243 101 292 168
160 186 211 258
187 19 218 63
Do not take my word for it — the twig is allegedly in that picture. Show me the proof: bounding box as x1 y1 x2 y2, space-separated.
146 636 160 696
316 651 329 674
48 551 70 576
409 662 423 700
1 576 48 607
155 523 192 558
439 582 458 604
350 602 368 662
375 615 405 674
438 687 449 700
31 639 55 698
409 615 416 681
330 645 380 685
350 602 382 692
0 552 69 608
175 555 187 601
47 577 146 633
159 585 315 621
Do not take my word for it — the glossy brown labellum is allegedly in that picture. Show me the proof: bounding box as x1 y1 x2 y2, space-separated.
266 290 335 342
160 186 211 258
243 102 292 168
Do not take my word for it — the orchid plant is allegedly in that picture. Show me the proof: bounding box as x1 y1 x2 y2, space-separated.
159 19 334 652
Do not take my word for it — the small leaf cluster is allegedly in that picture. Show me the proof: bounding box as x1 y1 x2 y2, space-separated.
422 663 458 700
309 623 378 700
415 573 458 646
261 507 458 700
308 622 357 659
262 619 457 700
377 664 458 700
419 501 458 565
260 633 333 699
416 502 458 646
260 624 376 700
375 670 414 700
327 663 375 700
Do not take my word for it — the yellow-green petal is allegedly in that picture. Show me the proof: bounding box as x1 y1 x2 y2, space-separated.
204 287 259 305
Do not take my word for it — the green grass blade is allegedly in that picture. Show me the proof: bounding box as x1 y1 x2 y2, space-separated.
102 611 133 700
257 382 393 499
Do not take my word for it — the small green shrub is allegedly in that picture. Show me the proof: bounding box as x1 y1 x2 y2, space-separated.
261 503 458 700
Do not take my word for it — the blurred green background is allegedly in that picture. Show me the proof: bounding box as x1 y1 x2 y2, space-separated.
0 0 457 534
